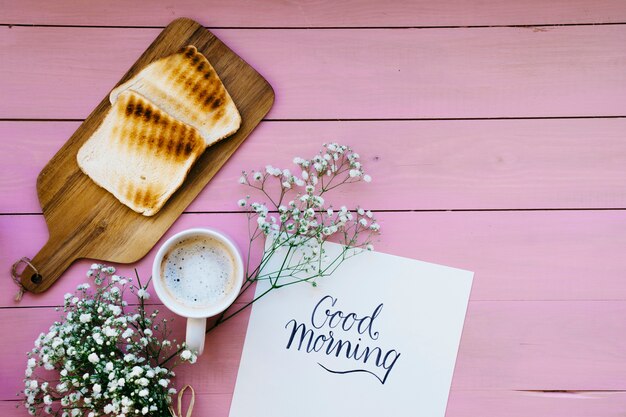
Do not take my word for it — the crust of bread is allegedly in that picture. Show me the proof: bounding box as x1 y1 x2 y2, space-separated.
110 45 241 148
77 90 206 216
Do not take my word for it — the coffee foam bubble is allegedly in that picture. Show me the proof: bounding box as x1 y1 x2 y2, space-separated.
160 236 237 308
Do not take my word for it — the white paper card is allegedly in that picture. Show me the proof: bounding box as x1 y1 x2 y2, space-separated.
229 242 473 417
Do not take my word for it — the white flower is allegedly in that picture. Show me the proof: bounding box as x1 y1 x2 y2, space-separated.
27 358 36 368
366 244 374 251
253 171 263 181
357 208 365 216
359 218 368 227
142 407 149 415
138 389 149 397
104 327 117 337
43 395 52 405
29 380 38 389
105 362 114 371
282 181 291 189
93 384 101 393
238 175 246 184
158 379 169 387
237 199 247 207
137 377 149 386
363 174 372 182
137 289 150 299
301 170 309 180
121 329 133 339
79 313 92 323
181 350 192 360
90 263 100 270
87 353 99 363
92 333 103 345
109 305 122 316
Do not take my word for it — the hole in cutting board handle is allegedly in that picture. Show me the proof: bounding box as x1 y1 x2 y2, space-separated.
30 273 43 284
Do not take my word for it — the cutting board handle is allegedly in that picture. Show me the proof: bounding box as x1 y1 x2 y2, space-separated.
18 237 78 295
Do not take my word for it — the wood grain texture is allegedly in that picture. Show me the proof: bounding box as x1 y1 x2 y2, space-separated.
2 3 625 416
4 389 626 417
2 26 626 120
1 0 625 27
3 118 626 214
3 211 626 307
1 300 625 400
14 18 274 294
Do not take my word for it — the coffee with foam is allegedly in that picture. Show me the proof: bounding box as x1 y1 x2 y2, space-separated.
160 235 238 308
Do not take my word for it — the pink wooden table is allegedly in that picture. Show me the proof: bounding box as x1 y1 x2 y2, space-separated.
2 1 626 415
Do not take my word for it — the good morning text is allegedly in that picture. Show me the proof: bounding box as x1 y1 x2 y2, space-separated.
284 295 401 384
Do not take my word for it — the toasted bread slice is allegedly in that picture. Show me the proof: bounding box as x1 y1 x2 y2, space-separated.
77 90 206 216
110 45 241 147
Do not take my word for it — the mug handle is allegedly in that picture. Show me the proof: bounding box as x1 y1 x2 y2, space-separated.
186 317 207 355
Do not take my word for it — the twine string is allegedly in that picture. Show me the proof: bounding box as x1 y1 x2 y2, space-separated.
169 385 195 417
10 257 37 302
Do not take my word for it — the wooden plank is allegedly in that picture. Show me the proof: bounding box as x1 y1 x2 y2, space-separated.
2 211 626 307
10 18 274 295
447 390 626 417
4 389 626 417
2 26 626 119
1 0 625 27
2 300 625 401
3 118 626 213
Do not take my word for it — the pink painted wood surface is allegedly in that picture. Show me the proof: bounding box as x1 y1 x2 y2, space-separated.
2 0 625 27
2 4 626 416
2 211 626 308
2 26 626 119
3 118 626 213
4 390 626 417
2 301 625 401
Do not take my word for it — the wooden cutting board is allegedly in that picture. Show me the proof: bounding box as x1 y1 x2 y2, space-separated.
18 17 274 294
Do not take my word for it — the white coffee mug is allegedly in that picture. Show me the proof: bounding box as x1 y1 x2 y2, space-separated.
152 228 244 356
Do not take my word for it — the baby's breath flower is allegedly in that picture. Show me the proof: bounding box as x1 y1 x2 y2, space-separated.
21 267 181 416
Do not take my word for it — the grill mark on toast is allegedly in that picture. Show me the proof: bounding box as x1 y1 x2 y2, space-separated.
141 185 154 209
